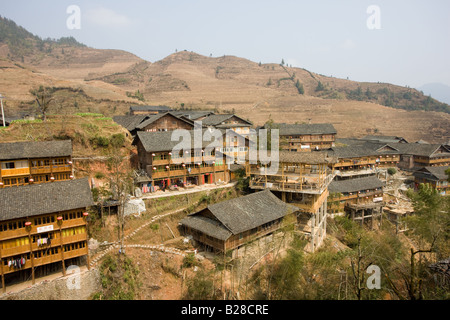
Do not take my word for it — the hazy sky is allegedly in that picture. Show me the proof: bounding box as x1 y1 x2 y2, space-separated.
2 0 450 88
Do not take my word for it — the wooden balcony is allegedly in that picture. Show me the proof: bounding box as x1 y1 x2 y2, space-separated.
249 173 334 194
150 165 228 180
1 168 30 177
0 218 87 242
29 164 72 175
290 190 329 213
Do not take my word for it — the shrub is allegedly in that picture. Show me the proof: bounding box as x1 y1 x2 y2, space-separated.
110 133 125 149
387 167 397 175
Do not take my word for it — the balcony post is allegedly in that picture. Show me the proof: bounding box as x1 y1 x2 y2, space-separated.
26 225 35 284
0 239 5 293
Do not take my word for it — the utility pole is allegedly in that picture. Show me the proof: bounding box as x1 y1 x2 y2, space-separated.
0 94 5 127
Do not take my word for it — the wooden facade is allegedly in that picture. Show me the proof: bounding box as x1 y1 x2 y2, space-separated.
327 176 385 212
246 151 336 252
135 130 235 192
413 166 450 195
0 140 74 189
140 113 193 132
264 123 337 152
0 178 93 292
180 190 299 257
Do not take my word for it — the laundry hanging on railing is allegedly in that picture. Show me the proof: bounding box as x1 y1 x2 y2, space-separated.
7 257 26 269
37 237 50 246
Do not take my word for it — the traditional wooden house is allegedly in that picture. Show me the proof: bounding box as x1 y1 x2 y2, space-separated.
327 176 385 213
200 114 253 137
134 130 234 192
413 166 449 195
129 105 172 115
113 112 194 137
360 135 409 144
246 151 336 251
327 143 400 180
396 144 450 170
0 140 74 188
0 178 93 292
180 190 299 258
263 123 337 152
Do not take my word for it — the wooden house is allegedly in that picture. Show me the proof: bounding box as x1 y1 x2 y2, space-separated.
328 143 400 180
246 151 337 251
396 144 450 170
113 112 194 137
134 130 235 192
129 105 172 115
200 114 253 137
0 140 74 188
263 123 337 152
180 190 299 258
413 166 449 195
0 178 93 292
327 176 385 213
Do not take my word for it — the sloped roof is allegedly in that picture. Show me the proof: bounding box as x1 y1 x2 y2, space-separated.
0 140 72 161
135 128 250 153
130 105 172 112
180 215 232 241
136 112 194 129
265 123 337 136
171 111 215 120
277 150 337 164
414 166 449 181
328 176 385 194
180 190 299 239
361 135 408 143
393 143 450 157
113 115 149 131
0 178 94 221
201 114 252 126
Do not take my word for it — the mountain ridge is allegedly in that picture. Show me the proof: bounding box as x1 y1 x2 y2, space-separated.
0 16 449 143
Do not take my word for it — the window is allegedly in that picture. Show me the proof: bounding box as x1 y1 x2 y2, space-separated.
2 162 15 169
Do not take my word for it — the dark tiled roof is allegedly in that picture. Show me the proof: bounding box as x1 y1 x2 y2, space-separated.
136 112 194 130
136 129 220 153
0 140 72 161
393 144 450 157
328 176 385 194
277 150 336 164
181 190 299 239
113 115 148 131
414 166 449 181
0 178 94 221
171 111 215 120
130 105 172 112
265 123 337 136
180 215 232 241
361 135 408 143
201 114 252 126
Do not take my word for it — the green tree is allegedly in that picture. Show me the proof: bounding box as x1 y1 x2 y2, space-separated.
315 81 324 92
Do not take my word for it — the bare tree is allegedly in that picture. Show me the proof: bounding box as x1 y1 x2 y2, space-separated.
105 151 134 257
30 86 54 121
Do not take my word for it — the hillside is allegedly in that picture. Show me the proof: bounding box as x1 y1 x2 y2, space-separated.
0 16 449 143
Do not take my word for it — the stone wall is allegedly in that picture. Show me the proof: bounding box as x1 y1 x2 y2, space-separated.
1 267 101 300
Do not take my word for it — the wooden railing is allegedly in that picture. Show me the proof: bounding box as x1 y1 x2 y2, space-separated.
249 174 334 194
150 165 227 180
1 168 30 177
